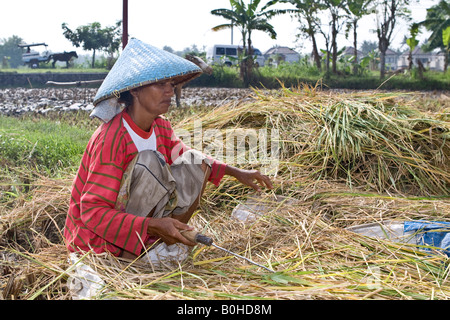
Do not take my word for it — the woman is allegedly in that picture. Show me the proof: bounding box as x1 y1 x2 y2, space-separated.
64 39 273 263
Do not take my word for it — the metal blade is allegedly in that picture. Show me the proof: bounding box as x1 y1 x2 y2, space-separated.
212 243 275 273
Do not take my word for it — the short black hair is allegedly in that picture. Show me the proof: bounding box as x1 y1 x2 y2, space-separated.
117 91 133 107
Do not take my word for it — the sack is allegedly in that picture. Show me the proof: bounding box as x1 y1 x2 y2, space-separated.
141 242 190 270
67 253 106 300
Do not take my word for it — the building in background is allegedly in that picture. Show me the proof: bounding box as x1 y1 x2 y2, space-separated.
264 46 300 66
398 46 446 72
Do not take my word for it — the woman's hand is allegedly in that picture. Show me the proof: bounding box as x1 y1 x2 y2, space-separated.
225 166 273 192
147 217 196 246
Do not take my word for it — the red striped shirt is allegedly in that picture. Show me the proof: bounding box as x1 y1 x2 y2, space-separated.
64 110 226 256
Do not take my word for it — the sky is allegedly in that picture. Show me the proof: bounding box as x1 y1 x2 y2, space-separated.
0 0 440 56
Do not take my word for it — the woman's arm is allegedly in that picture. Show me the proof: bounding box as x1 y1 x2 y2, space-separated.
146 217 196 246
224 165 273 192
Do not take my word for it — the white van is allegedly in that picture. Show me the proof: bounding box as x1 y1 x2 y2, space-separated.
206 44 265 67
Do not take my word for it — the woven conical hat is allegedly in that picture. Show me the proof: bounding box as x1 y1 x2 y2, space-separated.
93 38 202 106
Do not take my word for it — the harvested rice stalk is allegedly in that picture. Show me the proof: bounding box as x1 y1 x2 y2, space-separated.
173 86 449 195
0 88 449 300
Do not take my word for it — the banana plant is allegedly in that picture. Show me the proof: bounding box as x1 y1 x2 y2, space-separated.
418 0 449 72
211 0 289 86
442 26 450 72
406 23 420 70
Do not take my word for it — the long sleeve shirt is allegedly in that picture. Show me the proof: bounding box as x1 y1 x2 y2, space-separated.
64 110 226 256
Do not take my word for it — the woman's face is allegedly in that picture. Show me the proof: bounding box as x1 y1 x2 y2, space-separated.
131 80 175 116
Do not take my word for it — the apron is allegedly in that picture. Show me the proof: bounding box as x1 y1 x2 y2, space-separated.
116 149 210 219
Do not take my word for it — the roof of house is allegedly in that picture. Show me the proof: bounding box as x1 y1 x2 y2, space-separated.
264 46 299 56
385 48 399 56
399 46 438 57
342 46 364 56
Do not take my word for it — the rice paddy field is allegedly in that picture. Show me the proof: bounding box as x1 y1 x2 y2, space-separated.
0 85 449 301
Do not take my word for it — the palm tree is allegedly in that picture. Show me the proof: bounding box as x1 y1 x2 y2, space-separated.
211 0 284 86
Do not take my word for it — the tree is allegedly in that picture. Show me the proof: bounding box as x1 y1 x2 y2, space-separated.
267 0 324 71
346 0 374 74
318 23 333 73
0 35 24 68
360 40 378 55
162 46 175 54
62 21 122 68
211 0 283 86
419 0 450 72
374 0 411 79
322 0 349 74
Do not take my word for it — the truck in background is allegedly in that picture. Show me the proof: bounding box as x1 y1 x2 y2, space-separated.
206 44 265 67
18 43 51 69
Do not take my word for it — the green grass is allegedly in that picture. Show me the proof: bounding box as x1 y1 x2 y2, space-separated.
193 66 245 88
0 114 94 174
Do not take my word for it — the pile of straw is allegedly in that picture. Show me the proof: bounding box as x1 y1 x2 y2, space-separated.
183 84 449 196
0 86 449 300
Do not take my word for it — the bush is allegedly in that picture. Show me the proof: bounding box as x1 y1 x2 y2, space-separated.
190 65 244 88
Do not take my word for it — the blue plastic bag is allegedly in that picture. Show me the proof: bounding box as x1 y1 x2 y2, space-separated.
404 221 450 256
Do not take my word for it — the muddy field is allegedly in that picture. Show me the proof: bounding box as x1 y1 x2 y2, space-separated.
0 87 254 116
1 87 449 118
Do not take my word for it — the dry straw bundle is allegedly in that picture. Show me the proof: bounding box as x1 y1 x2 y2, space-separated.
0 85 449 300
183 84 449 196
